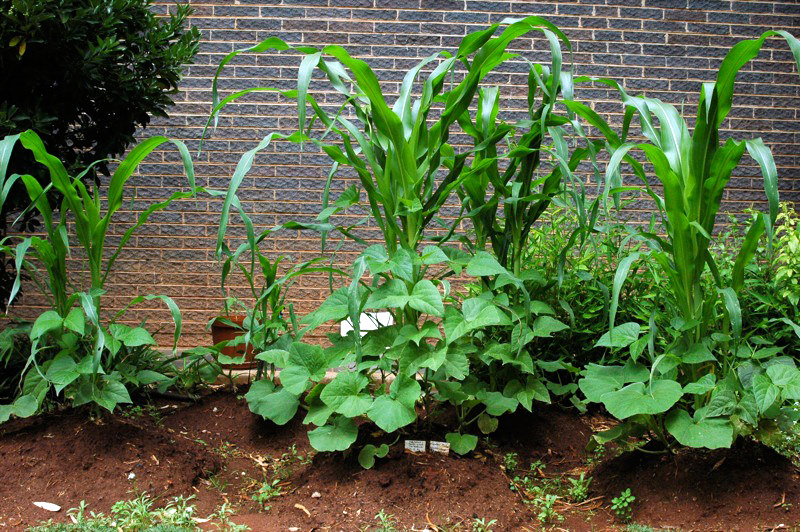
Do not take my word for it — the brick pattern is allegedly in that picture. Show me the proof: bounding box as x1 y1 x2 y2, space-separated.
12 0 800 348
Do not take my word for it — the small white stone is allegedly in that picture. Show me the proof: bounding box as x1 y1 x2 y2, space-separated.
212 407 218 413
311 491 321 498
288 528 300 532
127 472 136 480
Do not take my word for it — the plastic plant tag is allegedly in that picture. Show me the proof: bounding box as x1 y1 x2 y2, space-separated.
429 441 450 455
404 439 426 453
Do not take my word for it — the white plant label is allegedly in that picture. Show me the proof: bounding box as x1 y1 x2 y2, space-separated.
429 441 450 455
340 312 393 337
404 439 426 453
33 502 61 512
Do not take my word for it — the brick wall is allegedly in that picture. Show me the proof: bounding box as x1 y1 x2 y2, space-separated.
13 0 800 349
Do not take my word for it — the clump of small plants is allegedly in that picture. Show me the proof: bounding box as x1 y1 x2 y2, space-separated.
250 444 313 510
508 460 565 525
611 488 636 522
29 494 249 532
567 472 592 503
369 510 399 532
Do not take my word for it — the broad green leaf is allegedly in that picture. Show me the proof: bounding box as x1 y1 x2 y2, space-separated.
94 379 132 412
136 370 170 385
766 364 800 387
358 443 389 469
683 374 716 395
110 325 156 347
595 322 641 349
420 245 449 265
308 416 358 452
665 409 733 449
279 342 328 395
30 311 63 340
600 380 683 419
705 389 738 417
320 371 372 417
45 353 79 392
531 315 569 338
63 308 85 335
466 251 508 277
578 362 649 403
365 279 410 310
752 373 779 413
246 380 300 426
407 280 444 317
0 395 38 423
477 413 498 434
481 391 518 416
445 432 478 455
367 395 416 433
304 402 333 427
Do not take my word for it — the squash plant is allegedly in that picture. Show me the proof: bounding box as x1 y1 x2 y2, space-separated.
577 31 800 450
210 17 575 457
0 130 206 422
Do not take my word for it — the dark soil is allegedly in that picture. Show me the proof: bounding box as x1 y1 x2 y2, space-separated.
0 407 220 529
1 391 799 531
593 438 800 531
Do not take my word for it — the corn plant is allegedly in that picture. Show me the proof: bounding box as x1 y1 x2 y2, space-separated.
210 17 574 456
577 31 800 450
0 130 203 422
211 198 341 380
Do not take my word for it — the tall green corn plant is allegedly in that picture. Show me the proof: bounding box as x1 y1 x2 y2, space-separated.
209 18 572 458
212 198 342 381
0 130 200 422
577 31 800 451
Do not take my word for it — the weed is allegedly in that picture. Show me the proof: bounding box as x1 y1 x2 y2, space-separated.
252 478 283 510
502 452 519 472
508 461 564 525
625 525 654 532
611 488 636 523
586 445 606 467
567 472 592 503
207 473 229 493
210 502 250 532
471 517 497 532
372 509 399 532
273 444 313 480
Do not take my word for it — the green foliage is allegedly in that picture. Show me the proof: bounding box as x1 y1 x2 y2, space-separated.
212 17 583 457
470 517 497 532
611 488 635 523
209 16 800 461
28 495 199 532
775 203 800 309
252 478 282 510
371 510 399 532
567 472 592 502
577 30 800 451
0 131 212 422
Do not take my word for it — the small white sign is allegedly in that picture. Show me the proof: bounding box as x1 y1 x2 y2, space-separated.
340 312 394 337
429 441 450 455
404 439 426 453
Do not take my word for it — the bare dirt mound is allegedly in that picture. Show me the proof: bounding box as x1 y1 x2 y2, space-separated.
593 438 800 531
0 407 220 529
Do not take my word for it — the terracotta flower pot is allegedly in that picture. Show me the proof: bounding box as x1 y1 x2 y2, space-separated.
210 315 256 370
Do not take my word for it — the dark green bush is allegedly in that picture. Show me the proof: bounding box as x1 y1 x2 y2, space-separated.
0 0 199 310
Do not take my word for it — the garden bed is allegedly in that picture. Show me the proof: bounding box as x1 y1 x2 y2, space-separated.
2 390 799 531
